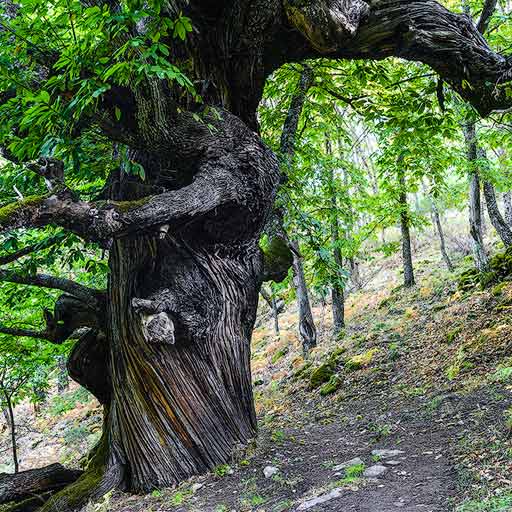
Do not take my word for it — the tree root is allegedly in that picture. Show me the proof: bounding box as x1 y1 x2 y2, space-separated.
38 430 124 512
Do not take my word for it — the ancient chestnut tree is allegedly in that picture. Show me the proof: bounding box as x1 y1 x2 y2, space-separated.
0 0 511 510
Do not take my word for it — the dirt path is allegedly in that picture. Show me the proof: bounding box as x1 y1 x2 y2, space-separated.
110 387 510 512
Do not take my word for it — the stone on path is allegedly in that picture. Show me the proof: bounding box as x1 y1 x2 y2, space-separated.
371 449 405 459
384 460 401 466
332 457 364 472
363 465 388 478
296 488 344 510
263 466 279 478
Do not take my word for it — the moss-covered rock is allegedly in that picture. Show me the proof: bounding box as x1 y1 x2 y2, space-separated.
292 361 312 381
320 375 342 396
309 363 335 388
492 282 508 297
345 348 379 372
328 346 346 366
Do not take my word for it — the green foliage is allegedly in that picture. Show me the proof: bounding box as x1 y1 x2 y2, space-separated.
456 493 512 511
213 464 231 477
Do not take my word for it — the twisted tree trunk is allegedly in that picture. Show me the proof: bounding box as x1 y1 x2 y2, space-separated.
483 180 512 247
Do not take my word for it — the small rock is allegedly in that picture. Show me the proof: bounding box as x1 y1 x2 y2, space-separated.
191 483 204 492
332 457 364 472
384 460 401 466
363 465 388 478
297 488 343 510
263 466 279 478
371 449 405 459
393 501 406 508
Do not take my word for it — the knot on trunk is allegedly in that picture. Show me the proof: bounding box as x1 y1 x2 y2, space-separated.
142 312 175 345
132 296 176 345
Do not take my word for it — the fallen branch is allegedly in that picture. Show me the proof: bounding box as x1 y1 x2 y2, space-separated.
0 463 83 505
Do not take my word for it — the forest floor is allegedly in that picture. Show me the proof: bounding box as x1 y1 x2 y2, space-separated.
2 237 512 512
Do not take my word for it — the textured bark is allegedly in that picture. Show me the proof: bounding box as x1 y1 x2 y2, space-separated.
431 201 454 272
0 464 82 504
483 180 512 247
328 166 345 336
3 0 512 507
504 191 512 226
398 169 415 287
291 240 317 355
4 393 17 473
464 123 490 272
260 286 280 335
93 114 280 493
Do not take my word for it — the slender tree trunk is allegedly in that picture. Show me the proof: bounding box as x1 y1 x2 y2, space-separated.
327 165 345 336
290 240 317 355
483 180 512 247
57 355 69 394
278 66 317 354
4 392 18 473
349 258 362 290
260 286 280 335
503 191 512 225
398 169 415 287
431 201 454 271
464 123 490 272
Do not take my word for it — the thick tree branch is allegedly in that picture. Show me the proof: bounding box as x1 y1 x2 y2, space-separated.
286 0 512 115
0 270 103 307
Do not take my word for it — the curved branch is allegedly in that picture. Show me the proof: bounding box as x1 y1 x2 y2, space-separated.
477 0 498 34
0 270 103 307
0 235 62 266
286 0 512 115
0 324 54 341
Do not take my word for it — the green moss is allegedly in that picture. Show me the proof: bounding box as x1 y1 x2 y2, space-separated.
39 428 109 511
492 282 508 297
271 346 289 364
310 363 335 388
0 195 46 223
293 361 312 381
114 197 152 213
345 349 379 372
328 346 346 365
260 236 293 283
445 326 462 344
320 375 342 396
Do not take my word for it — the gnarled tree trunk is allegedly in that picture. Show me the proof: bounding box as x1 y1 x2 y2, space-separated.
483 180 512 247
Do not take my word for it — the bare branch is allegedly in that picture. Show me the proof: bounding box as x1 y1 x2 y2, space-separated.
0 235 62 266
0 270 103 307
477 0 498 34
0 324 54 341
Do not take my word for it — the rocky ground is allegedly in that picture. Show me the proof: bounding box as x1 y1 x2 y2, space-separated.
2 237 512 511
